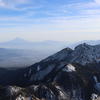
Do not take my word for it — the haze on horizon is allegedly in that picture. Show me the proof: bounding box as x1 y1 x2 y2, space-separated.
0 0 100 43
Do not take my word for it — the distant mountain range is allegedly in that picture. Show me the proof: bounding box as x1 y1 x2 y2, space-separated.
1 37 100 51
0 37 68 51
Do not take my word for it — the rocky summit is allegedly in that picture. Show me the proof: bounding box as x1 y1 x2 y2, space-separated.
0 43 100 100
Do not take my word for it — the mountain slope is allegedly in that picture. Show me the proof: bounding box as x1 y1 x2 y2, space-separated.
0 67 13 77
0 43 100 100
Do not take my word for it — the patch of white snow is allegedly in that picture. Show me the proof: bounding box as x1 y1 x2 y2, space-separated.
91 93 98 100
37 65 41 71
30 64 55 81
62 63 75 72
94 76 100 92
27 97 31 100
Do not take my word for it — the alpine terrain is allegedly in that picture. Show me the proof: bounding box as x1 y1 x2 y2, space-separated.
0 43 100 100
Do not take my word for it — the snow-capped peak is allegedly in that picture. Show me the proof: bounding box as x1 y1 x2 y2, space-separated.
74 43 91 50
70 43 100 66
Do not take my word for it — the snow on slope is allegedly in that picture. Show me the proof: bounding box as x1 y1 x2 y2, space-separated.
62 63 76 72
69 43 100 66
94 76 100 92
43 47 73 62
30 64 55 81
42 43 100 68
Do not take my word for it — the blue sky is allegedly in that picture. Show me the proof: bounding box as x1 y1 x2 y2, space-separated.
0 0 100 43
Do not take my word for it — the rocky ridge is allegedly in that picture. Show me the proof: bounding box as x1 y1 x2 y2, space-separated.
0 43 100 100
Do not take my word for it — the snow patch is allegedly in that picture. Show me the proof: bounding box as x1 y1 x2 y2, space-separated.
94 76 100 92
91 93 98 100
55 85 61 90
16 95 26 100
62 63 75 72
30 64 55 81
7 86 20 98
37 65 41 71
55 85 68 100
7 86 19 94
27 97 31 100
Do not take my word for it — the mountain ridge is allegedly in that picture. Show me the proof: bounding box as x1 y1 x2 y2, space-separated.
0 43 100 100
69 40 100 49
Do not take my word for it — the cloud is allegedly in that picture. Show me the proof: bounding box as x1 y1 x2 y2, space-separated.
14 6 42 11
0 0 35 10
3 0 28 5
0 0 19 9
60 0 100 17
62 2 100 10
82 9 100 15
0 0 7 8
95 0 100 4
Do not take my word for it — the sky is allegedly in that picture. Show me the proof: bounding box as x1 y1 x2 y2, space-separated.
0 0 100 43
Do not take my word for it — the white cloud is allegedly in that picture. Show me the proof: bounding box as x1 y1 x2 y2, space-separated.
0 0 34 10
95 0 100 4
63 2 100 10
0 0 6 7
82 9 100 15
60 0 100 17
3 0 28 5
14 6 42 11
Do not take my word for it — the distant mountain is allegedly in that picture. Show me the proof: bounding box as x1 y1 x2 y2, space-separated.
69 39 100 49
1 43 100 99
6 37 31 44
0 37 68 52
0 37 33 49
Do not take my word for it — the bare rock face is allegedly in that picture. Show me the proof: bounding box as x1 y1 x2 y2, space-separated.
1 43 100 100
